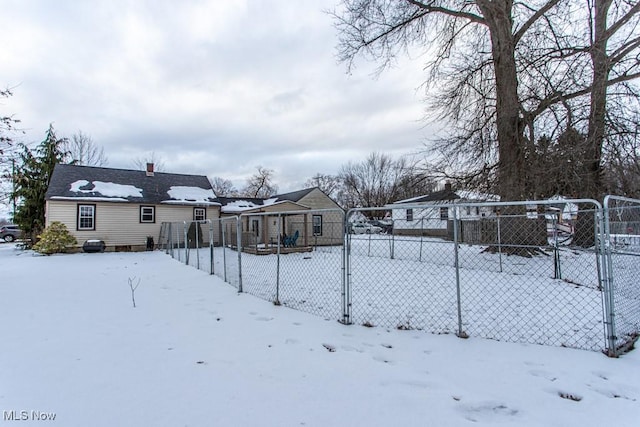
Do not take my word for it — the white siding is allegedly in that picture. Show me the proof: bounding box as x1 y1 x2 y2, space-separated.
46 200 220 249
392 206 447 231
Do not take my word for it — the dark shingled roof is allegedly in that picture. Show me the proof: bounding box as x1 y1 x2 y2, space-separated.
274 188 316 203
214 188 318 208
394 189 460 204
46 164 218 205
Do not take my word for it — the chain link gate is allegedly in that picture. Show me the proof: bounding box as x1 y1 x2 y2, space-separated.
603 196 640 356
345 199 608 352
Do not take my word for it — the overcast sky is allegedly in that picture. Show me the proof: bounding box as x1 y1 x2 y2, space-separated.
1 0 433 199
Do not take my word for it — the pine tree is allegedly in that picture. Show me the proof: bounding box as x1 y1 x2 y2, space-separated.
12 124 69 244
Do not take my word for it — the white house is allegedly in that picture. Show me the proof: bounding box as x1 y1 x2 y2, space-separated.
387 184 499 237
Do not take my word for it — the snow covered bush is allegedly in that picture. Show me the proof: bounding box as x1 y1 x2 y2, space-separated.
33 221 77 255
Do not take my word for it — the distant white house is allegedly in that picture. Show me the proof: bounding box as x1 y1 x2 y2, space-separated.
386 184 499 237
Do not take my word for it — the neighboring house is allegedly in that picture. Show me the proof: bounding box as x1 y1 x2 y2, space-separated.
216 187 343 248
387 183 499 238
275 188 343 246
45 163 220 251
216 196 310 248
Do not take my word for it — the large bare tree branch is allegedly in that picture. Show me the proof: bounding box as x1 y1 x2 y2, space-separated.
406 0 485 24
514 0 561 44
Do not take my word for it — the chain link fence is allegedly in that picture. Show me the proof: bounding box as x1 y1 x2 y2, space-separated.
158 197 639 356
346 199 607 352
236 209 346 320
603 196 640 354
157 218 241 289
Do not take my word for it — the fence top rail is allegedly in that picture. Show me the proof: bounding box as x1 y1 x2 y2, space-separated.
604 195 640 207
349 198 602 214
237 208 345 218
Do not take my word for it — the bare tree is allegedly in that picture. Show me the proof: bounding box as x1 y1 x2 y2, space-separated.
1 87 22 156
583 0 640 198
338 152 435 209
304 173 341 198
66 131 108 166
209 176 238 197
1 88 23 214
241 166 278 198
132 152 166 172
332 0 640 200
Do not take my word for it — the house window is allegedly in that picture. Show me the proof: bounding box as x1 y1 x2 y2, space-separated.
194 207 206 221
440 207 449 220
140 206 155 223
466 206 471 215
406 209 414 222
312 214 323 236
77 204 96 230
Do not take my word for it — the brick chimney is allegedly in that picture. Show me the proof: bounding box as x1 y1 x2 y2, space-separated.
146 163 154 177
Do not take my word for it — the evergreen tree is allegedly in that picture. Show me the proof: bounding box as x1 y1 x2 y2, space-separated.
12 124 69 243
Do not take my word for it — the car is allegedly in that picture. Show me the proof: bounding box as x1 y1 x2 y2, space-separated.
0 224 22 242
368 219 393 234
350 222 382 234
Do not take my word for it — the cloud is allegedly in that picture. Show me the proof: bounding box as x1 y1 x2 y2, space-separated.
1 0 434 199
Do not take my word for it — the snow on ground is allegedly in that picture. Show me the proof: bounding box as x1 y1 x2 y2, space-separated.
1 242 639 427
180 236 609 351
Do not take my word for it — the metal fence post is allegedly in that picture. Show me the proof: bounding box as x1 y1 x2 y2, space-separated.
222 219 228 283
419 218 424 262
184 221 189 265
195 221 200 270
175 222 181 261
601 197 618 356
453 207 467 338
275 213 281 305
236 216 243 293
209 220 214 275
552 216 562 279
342 210 352 324
496 212 503 272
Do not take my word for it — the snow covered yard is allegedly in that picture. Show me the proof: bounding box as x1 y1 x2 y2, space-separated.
183 235 609 351
1 243 639 427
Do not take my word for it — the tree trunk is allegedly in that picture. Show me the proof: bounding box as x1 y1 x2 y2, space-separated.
475 1 547 255
477 0 526 201
585 0 612 200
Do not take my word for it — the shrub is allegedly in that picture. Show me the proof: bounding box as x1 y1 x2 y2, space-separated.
33 222 77 255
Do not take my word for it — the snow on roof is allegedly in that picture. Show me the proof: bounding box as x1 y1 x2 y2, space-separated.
70 180 143 198
394 194 426 204
220 198 303 214
50 196 129 202
455 190 500 202
221 200 262 213
166 186 217 203
393 190 499 205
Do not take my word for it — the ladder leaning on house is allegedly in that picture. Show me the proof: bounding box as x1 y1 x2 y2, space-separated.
158 222 171 252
